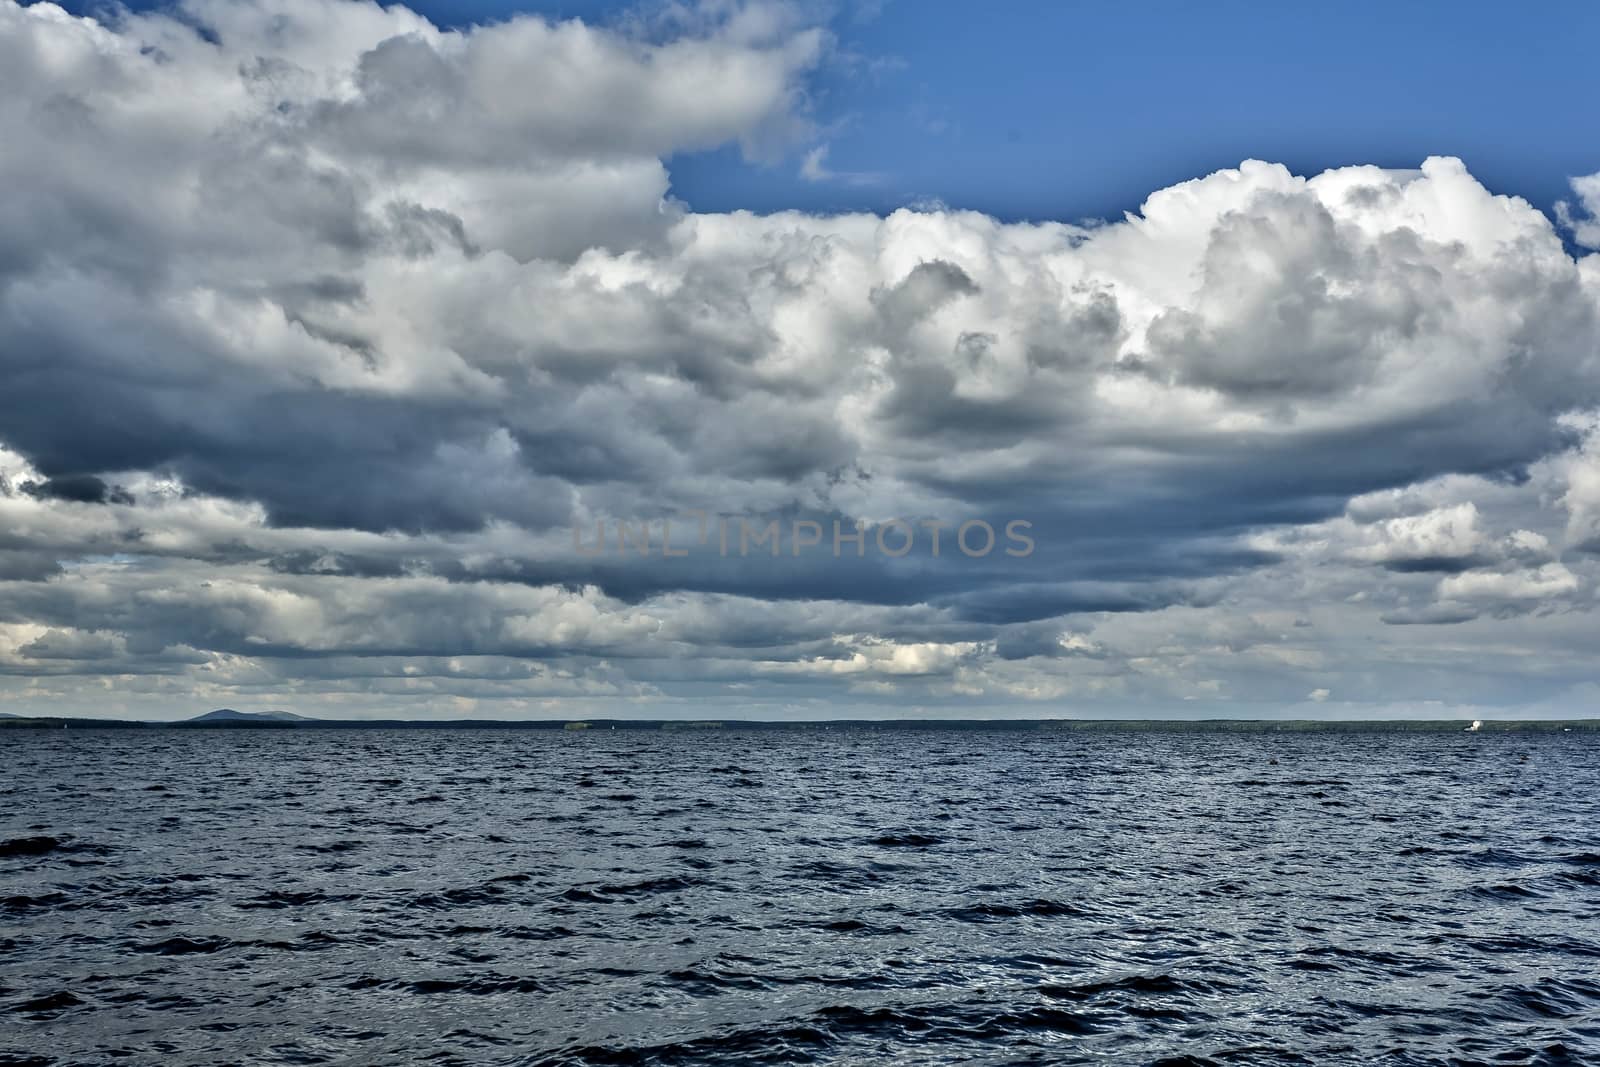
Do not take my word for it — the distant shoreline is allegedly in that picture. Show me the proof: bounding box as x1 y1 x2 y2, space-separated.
3 714 1598 733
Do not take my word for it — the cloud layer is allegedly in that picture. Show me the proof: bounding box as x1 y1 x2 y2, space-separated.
4 0 1600 719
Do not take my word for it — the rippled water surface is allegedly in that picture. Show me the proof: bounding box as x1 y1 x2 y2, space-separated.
4 728 1600 1065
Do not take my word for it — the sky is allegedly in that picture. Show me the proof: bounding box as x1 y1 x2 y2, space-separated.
3 0 1600 720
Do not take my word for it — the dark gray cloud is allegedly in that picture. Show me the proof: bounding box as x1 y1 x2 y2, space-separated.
23 475 133 506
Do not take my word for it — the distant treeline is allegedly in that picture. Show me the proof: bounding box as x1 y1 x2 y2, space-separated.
3 716 1598 732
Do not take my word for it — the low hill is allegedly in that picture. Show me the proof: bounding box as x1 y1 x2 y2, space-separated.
182 708 315 724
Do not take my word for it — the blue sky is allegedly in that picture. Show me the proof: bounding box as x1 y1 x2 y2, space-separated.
675 0 1600 223
64 0 1600 222
673 0 1600 223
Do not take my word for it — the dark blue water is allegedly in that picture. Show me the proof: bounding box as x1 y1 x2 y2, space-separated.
3 728 1599 1065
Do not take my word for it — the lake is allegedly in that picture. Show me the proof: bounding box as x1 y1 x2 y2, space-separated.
3 727 1598 1064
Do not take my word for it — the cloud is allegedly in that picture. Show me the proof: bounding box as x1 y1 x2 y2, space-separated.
3 0 1600 718
798 143 884 185
1437 563 1579 604
1557 173 1600 251
1345 503 1487 570
22 475 134 506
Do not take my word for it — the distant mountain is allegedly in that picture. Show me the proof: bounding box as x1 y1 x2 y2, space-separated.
184 708 314 724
